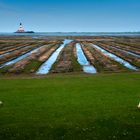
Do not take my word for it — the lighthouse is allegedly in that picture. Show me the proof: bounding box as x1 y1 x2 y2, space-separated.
16 23 25 33
15 23 34 33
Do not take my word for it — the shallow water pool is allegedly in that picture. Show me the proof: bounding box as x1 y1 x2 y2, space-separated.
92 44 138 71
0 45 45 69
36 39 73 74
76 43 97 74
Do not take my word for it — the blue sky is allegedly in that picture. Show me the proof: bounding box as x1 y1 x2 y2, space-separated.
0 0 140 32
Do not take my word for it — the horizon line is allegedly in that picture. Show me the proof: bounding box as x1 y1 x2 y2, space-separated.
0 31 140 33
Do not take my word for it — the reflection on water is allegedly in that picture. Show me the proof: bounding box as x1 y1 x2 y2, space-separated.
0 45 31 59
0 52 10 58
110 46 140 58
83 65 97 74
0 45 45 69
76 43 97 74
92 44 138 70
36 39 73 74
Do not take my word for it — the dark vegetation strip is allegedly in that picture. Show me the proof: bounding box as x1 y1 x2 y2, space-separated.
0 42 29 51
114 42 140 56
22 42 62 74
107 43 140 58
14 42 61 74
0 43 31 56
0 41 45 54
0 43 47 74
51 42 82 73
0 42 61 74
81 42 128 73
93 41 140 68
100 41 140 55
0 43 46 65
114 40 140 50
8 43 56 73
0 42 20 50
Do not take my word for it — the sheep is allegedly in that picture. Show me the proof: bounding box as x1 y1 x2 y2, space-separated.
137 102 140 109
0 101 3 106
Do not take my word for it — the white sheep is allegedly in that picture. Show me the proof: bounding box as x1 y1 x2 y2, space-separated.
137 102 140 109
0 101 3 106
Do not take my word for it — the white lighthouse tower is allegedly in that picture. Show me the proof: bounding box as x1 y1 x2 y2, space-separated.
15 22 34 33
16 23 25 33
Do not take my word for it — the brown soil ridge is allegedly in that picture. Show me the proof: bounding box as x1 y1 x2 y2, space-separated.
82 42 127 72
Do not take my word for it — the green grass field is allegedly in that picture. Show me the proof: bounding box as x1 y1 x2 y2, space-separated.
0 73 140 140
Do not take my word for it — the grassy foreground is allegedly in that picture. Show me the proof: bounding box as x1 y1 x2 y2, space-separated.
0 73 140 140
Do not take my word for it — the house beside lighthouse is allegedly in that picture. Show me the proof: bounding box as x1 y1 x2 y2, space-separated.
15 23 34 33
